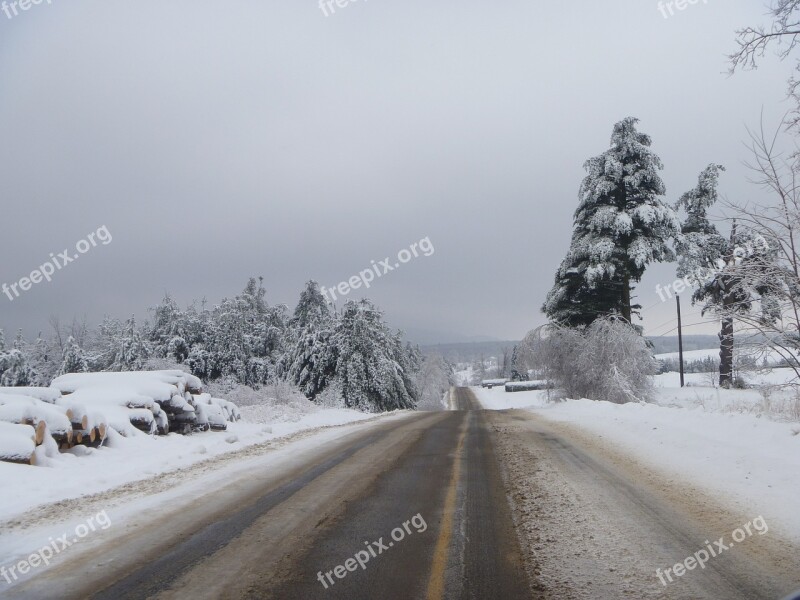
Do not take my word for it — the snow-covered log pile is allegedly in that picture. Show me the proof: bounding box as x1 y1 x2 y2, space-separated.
50 370 236 436
0 393 77 465
0 390 107 458
0 421 37 465
504 380 552 392
192 393 241 431
0 371 241 465
481 379 509 388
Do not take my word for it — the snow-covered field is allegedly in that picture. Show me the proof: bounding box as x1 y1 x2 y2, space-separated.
654 348 721 362
473 382 800 541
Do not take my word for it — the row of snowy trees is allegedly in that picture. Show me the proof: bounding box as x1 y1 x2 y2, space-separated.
542 116 789 387
282 281 422 411
0 279 455 412
0 328 87 387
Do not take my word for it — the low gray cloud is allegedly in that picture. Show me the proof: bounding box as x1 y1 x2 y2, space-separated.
0 0 790 343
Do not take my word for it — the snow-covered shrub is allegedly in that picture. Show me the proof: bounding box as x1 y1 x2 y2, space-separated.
222 380 321 424
535 318 657 403
530 325 584 398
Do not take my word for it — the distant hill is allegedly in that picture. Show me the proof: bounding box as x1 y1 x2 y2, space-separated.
422 336 724 363
421 340 520 363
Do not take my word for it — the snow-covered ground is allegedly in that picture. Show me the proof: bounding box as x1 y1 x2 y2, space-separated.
473 382 800 542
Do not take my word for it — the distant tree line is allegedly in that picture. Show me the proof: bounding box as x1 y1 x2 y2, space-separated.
0 279 456 413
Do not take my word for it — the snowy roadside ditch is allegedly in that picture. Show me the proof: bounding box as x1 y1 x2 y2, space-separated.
472 384 800 541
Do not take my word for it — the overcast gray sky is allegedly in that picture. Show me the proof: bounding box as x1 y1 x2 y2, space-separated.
0 0 794 344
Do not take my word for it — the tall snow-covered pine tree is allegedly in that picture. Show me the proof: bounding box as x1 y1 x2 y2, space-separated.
544 117 679 326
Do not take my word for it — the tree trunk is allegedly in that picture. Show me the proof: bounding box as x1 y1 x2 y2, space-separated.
719 224 737 388
621 274 632 323
719 316 734 388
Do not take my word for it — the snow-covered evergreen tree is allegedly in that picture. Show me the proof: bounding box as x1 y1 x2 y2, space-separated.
675 164 776 387
542 245 626 328
60 335 89 375
0 330 38 386
544 117 679 326
103 315 150 371
291 280 332 330
148 294 192 361
285 281 337 399
29 333 56 384
332 300 418 411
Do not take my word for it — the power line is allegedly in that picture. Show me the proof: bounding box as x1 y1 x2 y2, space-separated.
650 320 719 338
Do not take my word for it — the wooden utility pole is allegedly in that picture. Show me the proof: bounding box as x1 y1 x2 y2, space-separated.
677 295 685 388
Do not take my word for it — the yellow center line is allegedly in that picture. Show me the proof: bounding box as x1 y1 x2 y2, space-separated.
426 415 468 600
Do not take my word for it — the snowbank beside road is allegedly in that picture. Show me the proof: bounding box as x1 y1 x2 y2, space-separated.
473 385 800 541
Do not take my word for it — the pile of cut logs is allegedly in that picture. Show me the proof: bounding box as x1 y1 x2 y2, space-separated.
0 371 241 465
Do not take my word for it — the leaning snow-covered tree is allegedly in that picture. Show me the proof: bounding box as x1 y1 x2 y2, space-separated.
719 121 800 385
675 163 777 387
544 117 679 326
332 299 418 412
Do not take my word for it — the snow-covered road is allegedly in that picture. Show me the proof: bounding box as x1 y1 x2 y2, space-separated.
3 387 799 599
